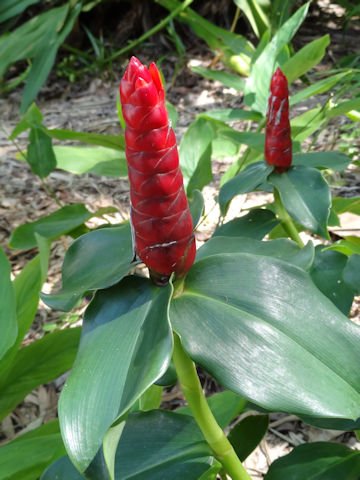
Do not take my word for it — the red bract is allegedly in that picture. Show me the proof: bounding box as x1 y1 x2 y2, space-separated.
265 67 292 173
120 57 196 283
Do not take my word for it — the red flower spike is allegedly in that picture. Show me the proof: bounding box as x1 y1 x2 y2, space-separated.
265 67 292 173
120 57 196 283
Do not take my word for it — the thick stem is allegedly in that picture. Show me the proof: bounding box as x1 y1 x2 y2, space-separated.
172 333 252 480
273 188 304 248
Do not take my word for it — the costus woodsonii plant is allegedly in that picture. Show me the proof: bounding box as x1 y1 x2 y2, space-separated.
120 56 196 284
265 67 292 172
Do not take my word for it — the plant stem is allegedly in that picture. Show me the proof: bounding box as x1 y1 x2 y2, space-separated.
172 333 252 480
273 188 304 248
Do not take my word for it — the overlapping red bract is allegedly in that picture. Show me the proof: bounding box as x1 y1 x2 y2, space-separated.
265 67 292 173
120 57 196 279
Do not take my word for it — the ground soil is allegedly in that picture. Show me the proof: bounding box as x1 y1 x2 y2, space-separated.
0 1 359 478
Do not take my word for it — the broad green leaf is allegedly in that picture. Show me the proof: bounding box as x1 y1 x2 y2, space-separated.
40 224 133 312
291 107 327 142
292 151 351 171
0 420 65 480
0 248 17 361
343 254 360 295
59 278 173 474
325 236 360 257
269 166 331 238
26 126 57 178
281 35 330 84
188 189 204 227
45 410 212 480
139 385 163 411
299 414 360 431
290 71 350 106
228 414 269 461
332 196 360 215
310 246 353 315
170 253 360 419
46 129 125 150
199 109 262 123
219 161 273 214
166 101 178 128
191 66 245 91
179 118 213 196
9 203 92 250
264 442 360 479
245 2 309 113
9 102 43 139
213 209 279 239
0 328 80 421
196 237 314 271
0 0 41 23
53 146 128 177
155 361 177 386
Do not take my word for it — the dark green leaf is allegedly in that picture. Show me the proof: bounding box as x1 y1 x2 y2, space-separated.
26 126 57 178
196 237 314 271
171 253 360 419
264 442 360 480
0 248 17 361
269 166 331 238
0 0 41 23
228 414 269 461
299 415 360 431
40 224 133 312
59 278 173 474
191 66 245 91
155 361 177 387
0 420 65 480
41 455 85 480
343 254 360 295
46 129 125 150
180 118 213 196
219 161 273 214
310 246 354 315
292 152 351 171
0 327 80 421
199 109 262 123
213 209 279 239
9 203 92 250
188 189 204 227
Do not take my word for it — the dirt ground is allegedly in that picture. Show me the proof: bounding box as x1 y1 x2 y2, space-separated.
0 1 360 477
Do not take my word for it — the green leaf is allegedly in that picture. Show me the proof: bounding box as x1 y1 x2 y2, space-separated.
46 129 125 150
170 253 360 419
0 247 17 361
332 197 360 215
52 146 128 177
191 66 245 91
327 97 360 119
0 327 81 421
325 236 360 257
138 384 163 411
166 101 178 128
40 224 133 312
155 361 177 387
343 254 360 295
310 246 354 315
196 237 314 271
26 126 57 178
0 420 65 480
292 152 352 171
9 102 43 139
59 278 173 474
213 209 279 239
245 2 309 113
228 414 269 461
233 0 269 38
264 442 360 479
269 166 331 238
217 129 265 153
290 71 350 106
219 161 273 214
0 0 41 23
188 189 204 227
179 118 213 196
281 35 330 84
291 107 327 142
199 109 262 123
9 203 92 250
41 455 84 480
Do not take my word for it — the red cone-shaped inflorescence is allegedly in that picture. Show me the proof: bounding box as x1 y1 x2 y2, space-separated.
120 57 196 283
265 67 292 173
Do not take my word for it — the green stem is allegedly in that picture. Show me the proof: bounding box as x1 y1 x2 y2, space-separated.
273 188 304 248
172 333 252 480
104 0 194 64
40 179 63 207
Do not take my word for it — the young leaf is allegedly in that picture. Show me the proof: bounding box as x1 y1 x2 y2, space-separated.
59 277 173 474
228 414 269 461
213 209 279 239
269 166 331 238
0 248 17 361
9 203 93 250
40 224 133 312
26 126 57 178
264 442 360 479
170 253 360 419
